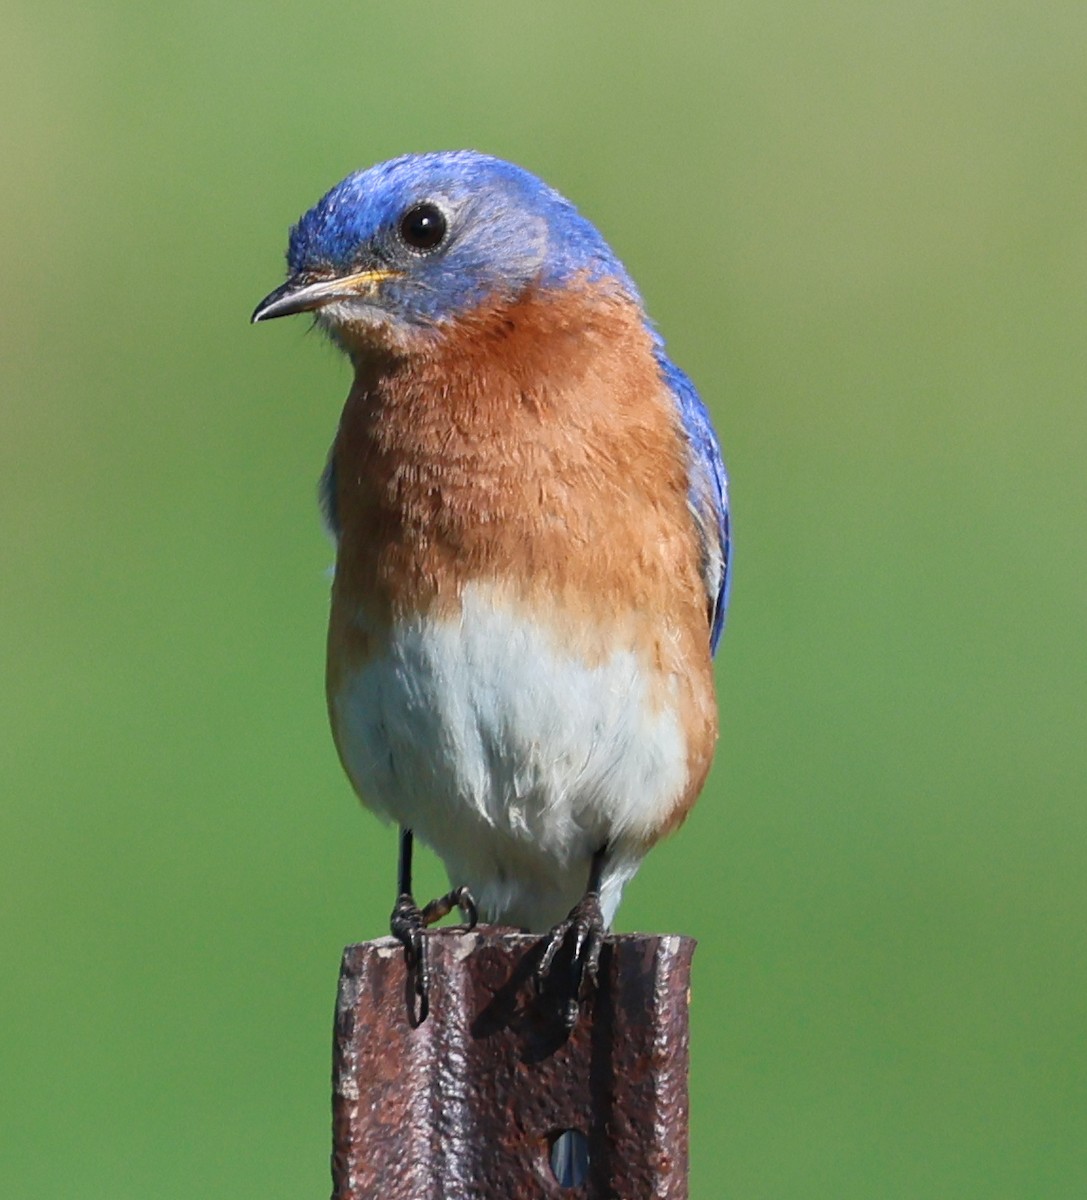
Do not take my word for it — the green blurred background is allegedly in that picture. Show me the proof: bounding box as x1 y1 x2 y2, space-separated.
3 3 1084 1196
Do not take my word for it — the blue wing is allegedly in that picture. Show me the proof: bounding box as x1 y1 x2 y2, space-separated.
657 353 731 654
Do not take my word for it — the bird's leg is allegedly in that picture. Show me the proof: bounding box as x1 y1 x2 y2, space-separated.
390 827 430 1021
537 845 608 1028
389 827 478 1024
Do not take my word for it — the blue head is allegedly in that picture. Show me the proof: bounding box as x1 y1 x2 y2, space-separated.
252 151 640 342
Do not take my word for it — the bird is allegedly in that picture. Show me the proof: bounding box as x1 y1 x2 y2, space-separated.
252 151 730 1025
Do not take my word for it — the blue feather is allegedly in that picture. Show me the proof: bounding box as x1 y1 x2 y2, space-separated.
286 151 640 323
657 353 731 653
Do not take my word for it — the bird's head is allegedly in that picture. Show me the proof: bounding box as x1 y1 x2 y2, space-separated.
251 151 639 352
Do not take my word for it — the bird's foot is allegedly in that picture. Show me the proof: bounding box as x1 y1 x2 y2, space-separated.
536 891 605 1029
390 887 478 1024
420 885 478 932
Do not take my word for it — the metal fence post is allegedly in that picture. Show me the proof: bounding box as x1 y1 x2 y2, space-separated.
330 928 695 1199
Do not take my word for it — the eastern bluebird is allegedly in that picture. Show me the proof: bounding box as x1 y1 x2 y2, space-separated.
253 151 730 1024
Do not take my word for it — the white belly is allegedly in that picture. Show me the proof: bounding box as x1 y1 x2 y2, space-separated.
329 583 690 930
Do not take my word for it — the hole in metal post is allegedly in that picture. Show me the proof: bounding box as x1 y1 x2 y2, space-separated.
549 1129 590 1188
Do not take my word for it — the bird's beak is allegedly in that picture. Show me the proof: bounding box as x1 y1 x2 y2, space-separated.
250 268 399 323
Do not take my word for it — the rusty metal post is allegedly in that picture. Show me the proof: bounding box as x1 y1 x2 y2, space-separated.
331 928 695 1199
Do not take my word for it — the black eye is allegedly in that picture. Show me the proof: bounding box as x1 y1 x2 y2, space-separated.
399 202 448 251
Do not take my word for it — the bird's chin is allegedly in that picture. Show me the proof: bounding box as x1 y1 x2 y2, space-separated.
316 300 433 358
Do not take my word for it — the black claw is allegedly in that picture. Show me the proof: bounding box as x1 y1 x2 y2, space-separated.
390 886 479 1025
537 891 606 1029
391 893 431 1023
453 885 479 931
